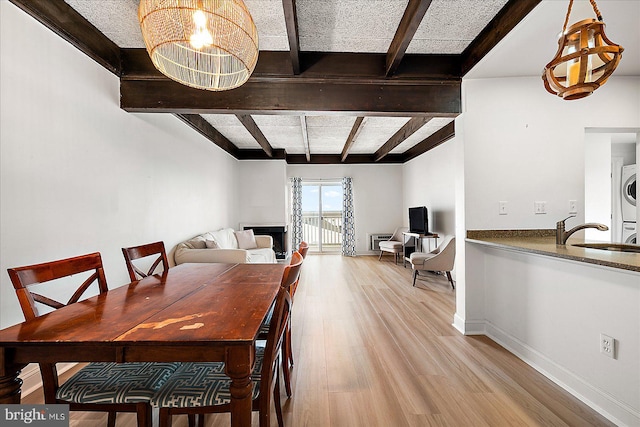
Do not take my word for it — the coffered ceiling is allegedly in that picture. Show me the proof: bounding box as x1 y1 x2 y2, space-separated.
10 0 543 163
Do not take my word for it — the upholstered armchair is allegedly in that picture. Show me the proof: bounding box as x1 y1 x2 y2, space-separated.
378 227 408 264
409 236 456 288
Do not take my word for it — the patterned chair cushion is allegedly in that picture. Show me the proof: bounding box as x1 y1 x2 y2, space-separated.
258 304 275 335
151 345 265 408
56 362 180 404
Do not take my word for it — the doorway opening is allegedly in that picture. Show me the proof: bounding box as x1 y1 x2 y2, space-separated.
302 181 343 253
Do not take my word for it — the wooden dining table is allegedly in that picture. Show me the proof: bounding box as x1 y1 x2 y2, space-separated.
0 262 286 427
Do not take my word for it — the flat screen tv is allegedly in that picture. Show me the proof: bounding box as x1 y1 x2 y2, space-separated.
409 206 429 234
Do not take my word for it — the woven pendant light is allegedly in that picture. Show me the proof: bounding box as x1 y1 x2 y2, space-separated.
139 0 259 91
542 0 623 100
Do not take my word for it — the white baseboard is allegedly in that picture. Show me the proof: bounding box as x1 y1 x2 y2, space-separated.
452 313 466 334
20 363 77 398
484 321 639 427
457 317 485 335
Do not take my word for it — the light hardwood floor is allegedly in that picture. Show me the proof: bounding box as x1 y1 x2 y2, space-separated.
24 254 615 426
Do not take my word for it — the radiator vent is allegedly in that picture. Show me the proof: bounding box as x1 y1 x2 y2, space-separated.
369 233 393 251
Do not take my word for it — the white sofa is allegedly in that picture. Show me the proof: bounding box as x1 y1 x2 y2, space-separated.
174 228 276 265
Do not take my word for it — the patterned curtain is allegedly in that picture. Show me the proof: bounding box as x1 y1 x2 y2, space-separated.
341 177 356 256
290 177 303 250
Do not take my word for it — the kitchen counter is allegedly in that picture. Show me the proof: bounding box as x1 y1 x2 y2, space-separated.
466 229 640 273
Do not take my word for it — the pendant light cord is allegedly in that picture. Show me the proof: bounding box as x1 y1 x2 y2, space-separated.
563 0 603 33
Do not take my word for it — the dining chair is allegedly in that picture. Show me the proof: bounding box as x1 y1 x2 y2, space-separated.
409 236 456 289
7 252 179 427
256 250 303 397
151 283 293 427
122 241 169 281
289 241 308 298
284 241 308 369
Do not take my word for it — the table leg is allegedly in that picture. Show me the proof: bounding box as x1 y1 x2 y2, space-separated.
226 345 254 427
0 365 23 404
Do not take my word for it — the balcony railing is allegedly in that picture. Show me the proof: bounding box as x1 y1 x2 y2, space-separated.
302 211 342 251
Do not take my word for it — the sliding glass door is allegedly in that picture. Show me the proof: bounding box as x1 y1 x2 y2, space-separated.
301 182 343 252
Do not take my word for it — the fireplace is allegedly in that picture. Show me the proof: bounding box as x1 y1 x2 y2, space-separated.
242 225 288 260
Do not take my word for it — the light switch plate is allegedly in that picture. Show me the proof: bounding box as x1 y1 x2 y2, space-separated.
499 201 508 215
569 200 577 214
534 201 547 214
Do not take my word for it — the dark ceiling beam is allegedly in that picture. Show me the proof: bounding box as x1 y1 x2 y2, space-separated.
121 79 460 116
300 116 311 162
282 0 301 74
235 115 274 157
8 0 121 75
174 114 240 158
287 153 404 165
460 0 542 76
341 117 365 162
402 121 455 162
374 116 431 162
386 0 433 77
236 149 287 161
121 49 461 83
120 49 462 115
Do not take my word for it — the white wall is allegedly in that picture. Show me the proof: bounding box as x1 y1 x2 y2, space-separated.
402 138 457 238
287 164 404 254
236 160 288 228
463 77 640 231
0 2 239 328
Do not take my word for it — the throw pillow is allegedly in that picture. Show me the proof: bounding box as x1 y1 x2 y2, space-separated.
205 239 219 249
235 229 258 250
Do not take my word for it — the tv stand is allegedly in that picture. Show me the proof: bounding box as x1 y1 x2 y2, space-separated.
402 231 439 267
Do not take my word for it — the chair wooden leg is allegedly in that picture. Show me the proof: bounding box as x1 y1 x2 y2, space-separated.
286 323 294 367
378 251 383 260
136 403 152 427
446 271 455 289
282 345 292 397
412 270 418 287
158 408 171 427
274 369 284 427
107 412 116 427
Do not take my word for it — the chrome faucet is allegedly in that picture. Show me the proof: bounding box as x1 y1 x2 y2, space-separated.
556 215 609 245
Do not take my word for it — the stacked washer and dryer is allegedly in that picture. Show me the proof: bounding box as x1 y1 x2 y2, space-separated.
621 164 637 244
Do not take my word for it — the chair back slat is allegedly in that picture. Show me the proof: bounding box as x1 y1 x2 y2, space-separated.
67 272 101 305
289 244 307 298
298 241 309 259
281 251 303 294
122 241 169 281
31 293 65 310
8 252 108 321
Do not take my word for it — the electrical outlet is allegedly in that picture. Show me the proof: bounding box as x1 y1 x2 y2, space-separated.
499 201 508 215
534 201 547 214
600 334 616 359
569 200 578 214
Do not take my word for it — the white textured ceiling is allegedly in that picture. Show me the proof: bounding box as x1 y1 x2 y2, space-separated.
200 114 455 155
65 0 510 53
62 1 639 160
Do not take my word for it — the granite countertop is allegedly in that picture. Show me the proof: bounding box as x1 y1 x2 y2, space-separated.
466 229 640 273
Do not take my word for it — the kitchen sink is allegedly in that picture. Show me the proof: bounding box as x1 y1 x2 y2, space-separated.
571 243 640 253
